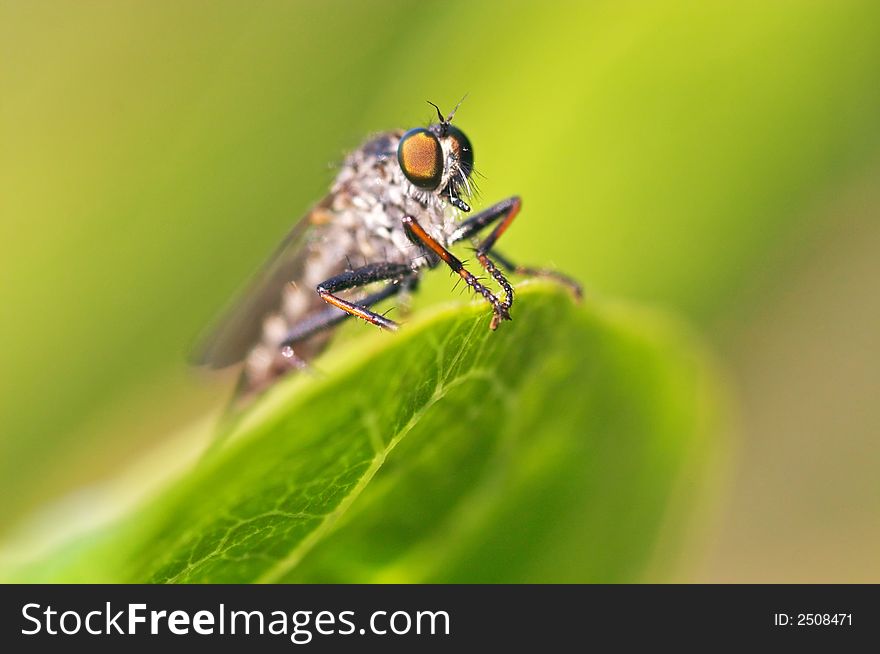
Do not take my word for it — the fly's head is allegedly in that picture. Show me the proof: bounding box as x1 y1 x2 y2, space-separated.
397 100 475 213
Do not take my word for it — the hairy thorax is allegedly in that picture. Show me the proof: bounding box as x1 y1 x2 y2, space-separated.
243 131 458 392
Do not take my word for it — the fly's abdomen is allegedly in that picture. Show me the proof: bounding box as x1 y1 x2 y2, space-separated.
240 238 347 395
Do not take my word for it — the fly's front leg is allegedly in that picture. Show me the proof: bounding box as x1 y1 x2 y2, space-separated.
448 197 520 326
402 215 511 330
450 195 583 302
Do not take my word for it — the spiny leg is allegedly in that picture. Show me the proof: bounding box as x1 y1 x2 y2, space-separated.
402 215 511 329
490 249 583 300
449 195 522 252
316 262 413 329
280 262 414 362
450 195 582 301
281 281 406 351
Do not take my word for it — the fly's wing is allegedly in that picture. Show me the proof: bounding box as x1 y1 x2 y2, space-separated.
190 204 326 369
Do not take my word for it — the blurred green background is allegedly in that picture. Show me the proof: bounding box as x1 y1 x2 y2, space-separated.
1 0 878 582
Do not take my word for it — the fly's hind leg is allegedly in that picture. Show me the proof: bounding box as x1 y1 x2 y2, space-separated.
279 261 414 362
315 262 414 330
450 196 583 302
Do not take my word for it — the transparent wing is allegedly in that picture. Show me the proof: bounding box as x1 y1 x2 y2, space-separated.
190 205 324 369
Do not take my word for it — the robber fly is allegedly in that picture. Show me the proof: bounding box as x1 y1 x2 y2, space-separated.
193 100 581 403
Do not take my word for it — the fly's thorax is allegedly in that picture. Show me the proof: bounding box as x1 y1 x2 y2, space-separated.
327 131 458 268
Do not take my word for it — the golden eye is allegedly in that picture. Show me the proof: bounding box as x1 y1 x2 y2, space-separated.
397 127 443 189
447 125 474 178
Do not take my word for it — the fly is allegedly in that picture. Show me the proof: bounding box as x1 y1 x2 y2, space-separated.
193 100 581 403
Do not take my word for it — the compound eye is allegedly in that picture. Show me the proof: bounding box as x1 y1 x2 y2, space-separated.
397 127 443 189
447 125 474 178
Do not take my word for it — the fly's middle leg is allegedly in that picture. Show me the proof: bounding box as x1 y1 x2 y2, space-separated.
450 196 583 303
489 249 583 301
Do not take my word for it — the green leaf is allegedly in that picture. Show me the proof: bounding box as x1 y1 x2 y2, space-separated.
4 284 721 583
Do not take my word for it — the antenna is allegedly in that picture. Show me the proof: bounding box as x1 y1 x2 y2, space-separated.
427 101 445 124
427 94 469 126
446 93 469 122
